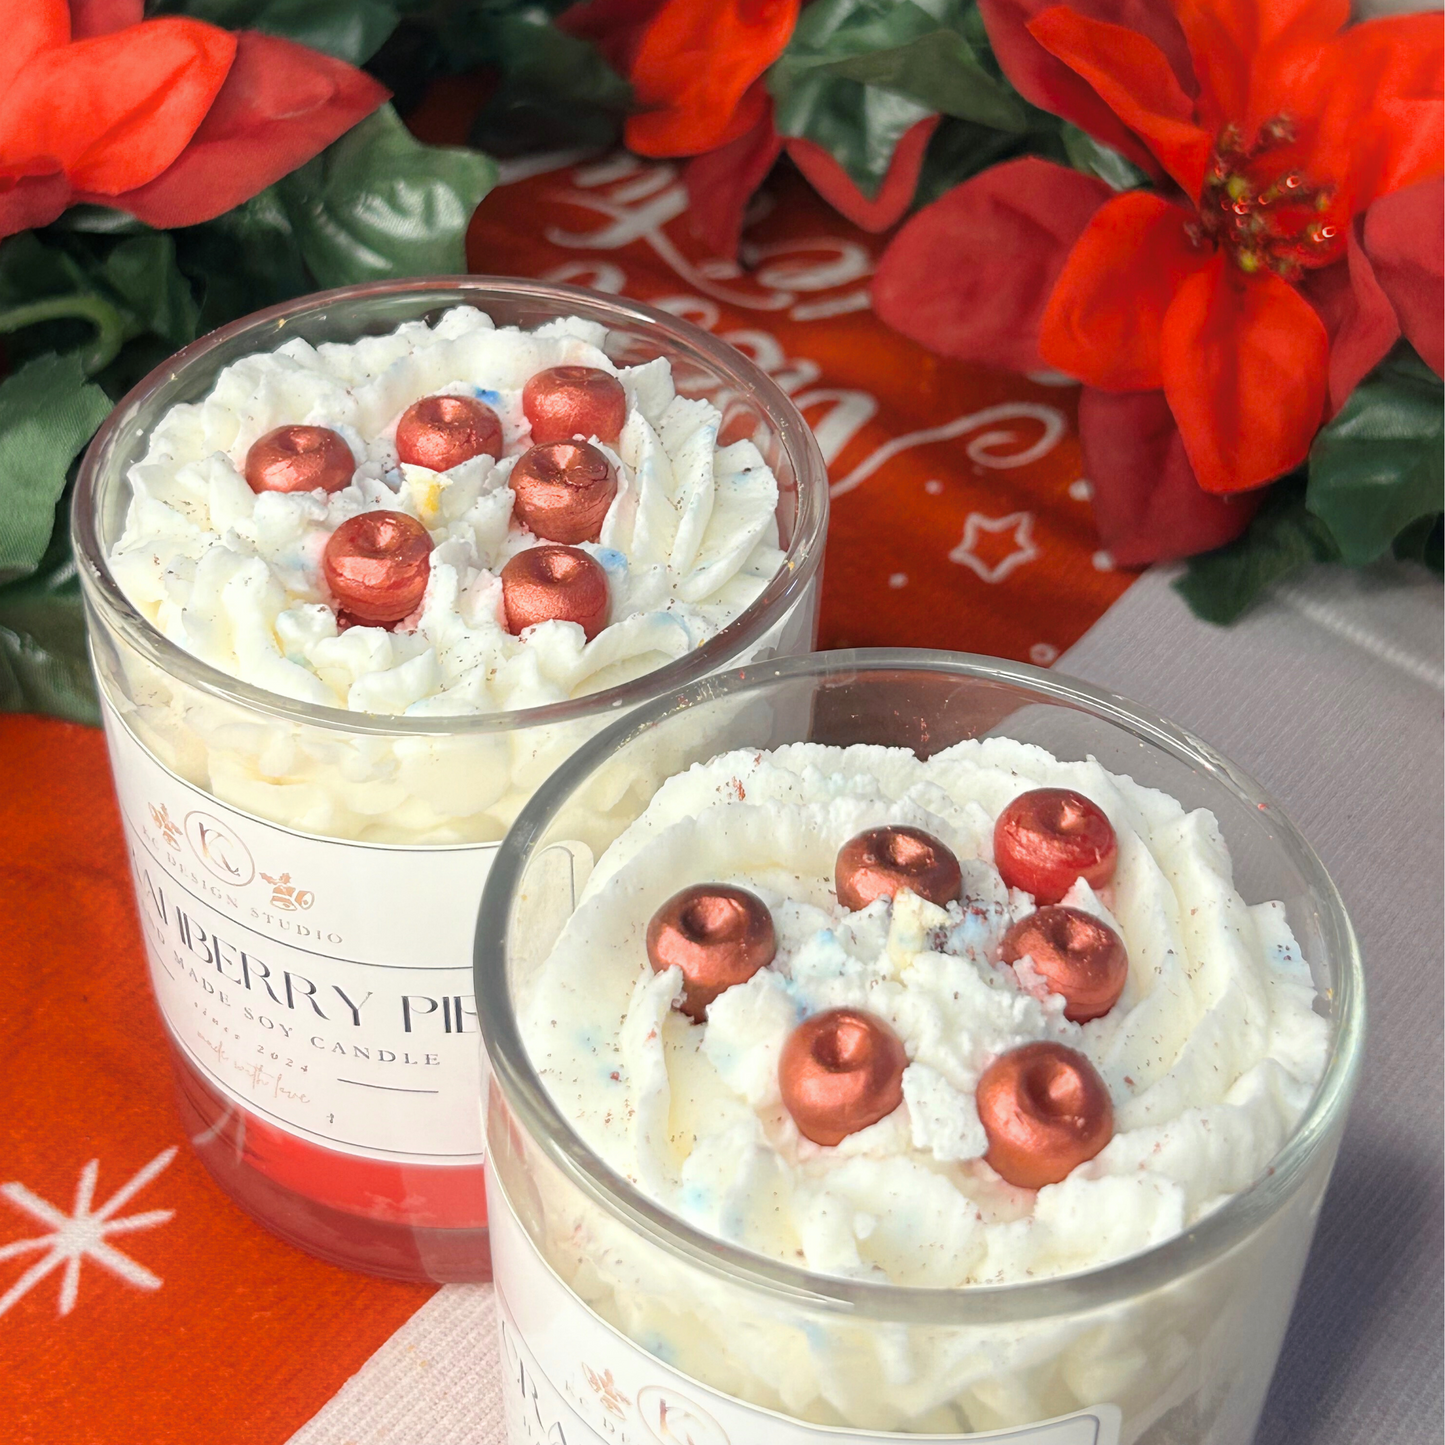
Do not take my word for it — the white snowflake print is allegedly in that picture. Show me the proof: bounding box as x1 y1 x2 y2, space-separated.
949 511 1040 584
0 1148 177 1318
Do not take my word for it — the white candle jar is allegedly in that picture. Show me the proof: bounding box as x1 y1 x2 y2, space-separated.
71 278 828 1283
475 650 1364 1444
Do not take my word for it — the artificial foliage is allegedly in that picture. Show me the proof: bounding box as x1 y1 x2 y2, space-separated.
0 0 1440 726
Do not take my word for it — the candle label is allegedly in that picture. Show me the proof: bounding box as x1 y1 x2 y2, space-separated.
490 1166 1123 1445
101 699 588 1163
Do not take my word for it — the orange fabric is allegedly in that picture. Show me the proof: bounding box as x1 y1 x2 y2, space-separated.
1 136 1132 1440
0 715 433 1444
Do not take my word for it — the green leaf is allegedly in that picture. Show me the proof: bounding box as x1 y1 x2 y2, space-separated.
912 114 1061 211
1306 345 1445 565
0 529 99 725
770 0 1027 196
149 0 401 64
1060 123 1150 192
1175 473 1342 624
102 233 200 350
276 104 498 287
461 9 633 157
0 354 113 586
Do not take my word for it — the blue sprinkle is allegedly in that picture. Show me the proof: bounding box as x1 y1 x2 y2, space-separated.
595 548 628 573
475 387 501 404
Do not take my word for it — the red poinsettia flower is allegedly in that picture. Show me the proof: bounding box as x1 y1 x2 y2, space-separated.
876 0 1443 563
0 0 388 240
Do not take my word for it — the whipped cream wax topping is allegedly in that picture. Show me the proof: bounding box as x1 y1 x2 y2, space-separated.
108 308 783 715
522 738 1330 1287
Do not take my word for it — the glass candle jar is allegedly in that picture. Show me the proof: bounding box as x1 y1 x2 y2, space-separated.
476 650 1364 1444
71 278 828 1283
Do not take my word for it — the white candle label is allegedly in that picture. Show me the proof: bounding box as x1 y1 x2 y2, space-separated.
102 699 588 1163
489 1166 1122 1445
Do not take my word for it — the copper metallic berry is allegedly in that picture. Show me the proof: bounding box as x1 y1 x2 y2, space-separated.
523 365 626 444
779 1008 907 1147
646 884 777 1022
976 1041 1113 1189
500 545 610 640
322 511 433 625
993 788 1117 904
395 394 502 471
510 440 618 544
244 425 355 495
835 825 962 911
1000 906 1129 1022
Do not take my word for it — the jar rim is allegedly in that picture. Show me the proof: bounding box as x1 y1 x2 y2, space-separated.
70 276 829 738
475 647 1366 1323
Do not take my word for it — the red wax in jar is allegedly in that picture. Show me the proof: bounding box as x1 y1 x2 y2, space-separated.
835 825 962 911
779 1008 907 1147
993 788 1118 904
1000 905 1129 1022
646 884 776 1022
510 440 618 544
323 510 433 624
976 1041 1113 1189
396 394 502 471
245 425 356 495
523 365 626 444
501 545 610 639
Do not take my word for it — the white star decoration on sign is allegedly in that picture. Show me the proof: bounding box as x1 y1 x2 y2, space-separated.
0 1148 176 1318
949 511 1040 584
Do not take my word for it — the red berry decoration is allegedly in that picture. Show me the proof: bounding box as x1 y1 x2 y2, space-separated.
396 395 502 471
523 365 626 444
780 1008 908 1147
244 425 355 495
1000 906 1129 1022
993 788 1117 904
835 826 962 911
646 884 776 1022
500 545 609 640
323 511 433 625
976 1041 1113 1189
510 440 618 544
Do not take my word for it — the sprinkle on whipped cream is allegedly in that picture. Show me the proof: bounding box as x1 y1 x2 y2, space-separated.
522 737 1329 1286
109 308 783 715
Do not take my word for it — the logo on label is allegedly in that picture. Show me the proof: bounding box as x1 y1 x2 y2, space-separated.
184 810 255 886
583 1365 631 1420
148 802 183 851
637 1387 730 1445
261 872 315 912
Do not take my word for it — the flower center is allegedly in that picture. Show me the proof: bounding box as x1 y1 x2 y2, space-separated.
1191 117 1343 280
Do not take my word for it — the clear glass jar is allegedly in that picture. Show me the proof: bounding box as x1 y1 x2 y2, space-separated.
476 650 1364 1444
71 278 828 1283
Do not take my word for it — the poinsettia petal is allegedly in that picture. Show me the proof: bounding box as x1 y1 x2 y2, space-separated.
1299 223 1398 412
625 0 800 157
0 0 67 103
1080 386 1261 564
1161 254 1328 493
89 31 387 230
683 94 782 259
873 157 1113 373
0 18 235 194
70 0 143 39
557 0 666 74
1171 0 1347 132
1365 178 1445 378
1028 7 1212 198
1040 191 1209 389
977 0 1191 182
786 116 939 233
0 172 71 241
1313 13 1444 215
